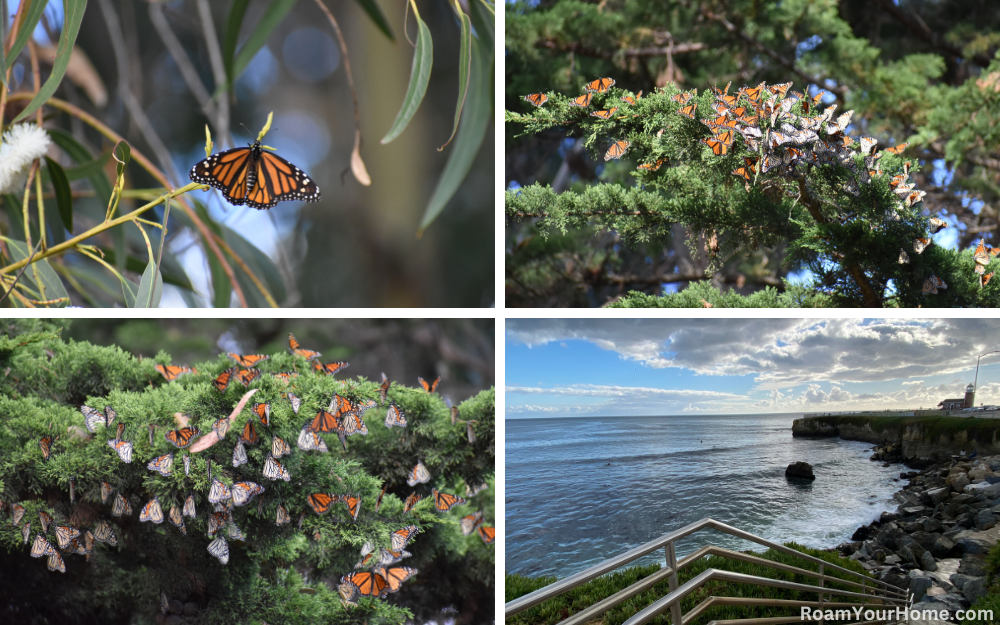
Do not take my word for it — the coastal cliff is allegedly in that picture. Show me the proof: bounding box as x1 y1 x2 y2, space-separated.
792 415 1000 461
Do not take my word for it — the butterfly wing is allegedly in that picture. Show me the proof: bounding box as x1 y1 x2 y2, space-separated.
604 140 630 161
190 146 256 206
229 353 269 368
403 492 422 514
343 495 361 521
385 404 407 428
147 453 174 476
208 479 232 504
207 536 230 564
231 481 264 507
94 520 117 546
263 454 291 481
286 392 302 414
375 485 386 513
407 462 431 486
461 512 485 535
212 417 231 439
240 421 260 445
31 534 55 557
271 435 292 458
307 493 336 515
314 361 350 376
432 488 466 511
276 503 291 526
112 493 132 517
107 439 133 463
288 333 322 360
183 494 196 518
297 424 329 452
139 497 164 524
380 566 417 593
81 406 106 433
252 402 271 426
168 506 186 535
244 150 321 210
232 440 248 468
477 525 495 544
213 368 236 393
309 409 340 433
391 525 421 550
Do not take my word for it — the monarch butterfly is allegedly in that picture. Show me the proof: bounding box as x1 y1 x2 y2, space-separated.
288 333 321 360
212 367 237 393
604 140 631 161
31 533 56 557
307 493 338 515
568 93 593 108
375 566 418 593
904 189 926 207
165 427 200 448
466 482 488 497
467 421 477 443
286 392 302 415
740 83 765 104
139 497 164 524
928 218 948 234
227 520 245 541
341 571 389 599
375 485 387 513
331 394 376 418
234 368 261 386
922 274 947 295
914 237 932 255
209 479 232 504
378 547 411 566
54 525 80 549
342 494 362 521
210 417 231 440
312 361 350 378
584 77 615 93
589 107 618 120
81 405 116 432
407 461 431 486
403 492 422 514
297 424 329 452
766 82 792 97
228 353 269 368
975 239 991 267
39 435 54 461
208 510 229 537
379 374 391 405
898 248 911 265
700 136 729 156
154 364 195 381
308 409 341 434
340 412 368 437
97 483 113 506
477 525 495 544
270 435 291 459
183 494 196 518
20 522 30 544
702 114 737 129
190 139 321 209
391 525 421 550
883 142 908 155
431 488 466 512
94 520 117 546
251 402 271 427
385 403 407 428
147 453 174 476
461 511 485 535
677 103 697 119
983 272 996 288
418 376 441 393
355 552 375 568
638 159 666 172
272 371 298 384
760 153 782 174
522 92 548 107
240 421 261 446
276 503 291 526
671 91 694 105
859 136 878 155
620 91 642 105
207 536 230 564
112 493 132 517
731 156 760 182
168 505 186 535
47 551 66 573
107 438 133 463
10 503 25 525
232 440 248 468
183 454 190 476
263 454 291 481
232 481 264 507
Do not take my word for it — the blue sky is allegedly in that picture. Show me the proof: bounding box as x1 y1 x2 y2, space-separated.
506 319 1000 418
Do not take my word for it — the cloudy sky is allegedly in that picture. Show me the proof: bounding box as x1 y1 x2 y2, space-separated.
506 318 1000 418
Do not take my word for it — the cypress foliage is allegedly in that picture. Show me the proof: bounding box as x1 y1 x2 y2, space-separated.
0 319 494 624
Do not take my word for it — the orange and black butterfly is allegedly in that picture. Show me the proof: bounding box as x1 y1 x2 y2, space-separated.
731 156 760 182
983 272 996 288
313 360 349 376
342 494 362 521
165 427 200 448
403 492 422 514
155 364 194 381
477 525 495 544
638 159 666 172
341 571 389 598
418 376 441 393
212 367 237 393
234 368 260 386
308 409 341 434
741 83 766 105
620 91 642 105
604 140 631 161
701 136 729 156
590 107 618 120
288 333 321 361
307 493 338 515
584 77 615 93
240 421 261 446
375 485 387 513
568 93 593 108
39 435 54 461
767 82 792 97
251 402 271 427
883 142 909 155
379 374 391 405
522 92 548 107
710 129 735 146
391 525 421 550
431 488 466 512
375 566 418 593
189 139 320 209
677 103 697 119
671 91 695 105
228 353 269 368
272 371 298 384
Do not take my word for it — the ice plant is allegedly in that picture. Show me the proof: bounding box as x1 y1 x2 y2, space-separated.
0 123 50 194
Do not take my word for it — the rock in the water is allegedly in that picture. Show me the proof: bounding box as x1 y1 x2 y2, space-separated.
785 461 815 480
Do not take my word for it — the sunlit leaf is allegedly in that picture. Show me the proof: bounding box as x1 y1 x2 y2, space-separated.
6 239 69 307
381 6 433 144
134 260 163 308
439 7 472 150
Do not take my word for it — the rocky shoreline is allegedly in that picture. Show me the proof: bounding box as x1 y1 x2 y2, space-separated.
837 445 1000 620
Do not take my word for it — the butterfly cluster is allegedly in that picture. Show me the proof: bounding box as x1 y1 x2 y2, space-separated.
4 331 492 614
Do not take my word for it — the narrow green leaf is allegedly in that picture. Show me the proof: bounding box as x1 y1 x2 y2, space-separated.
353 0 394 41
13 0 88 123
439 9 472 150
46 128 113 205
3 195 26 241
113 141 131 178
98 249 195 292
418 29 492 233
1 0 48 89
187 200 232 308
470 0 493 51
121 277 138 308
381 10 433 144
135 260 163 308
230 0 298 83
223 0 251 92
6 239 70 307
44 156 73 232
40 152 110 183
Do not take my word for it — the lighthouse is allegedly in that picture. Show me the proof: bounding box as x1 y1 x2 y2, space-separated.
965 383 976 408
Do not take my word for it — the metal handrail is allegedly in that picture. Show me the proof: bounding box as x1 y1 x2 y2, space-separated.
505 518 907 625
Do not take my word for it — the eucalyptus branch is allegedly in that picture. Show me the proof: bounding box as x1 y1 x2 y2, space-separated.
535 39 708 59
195 0 232 150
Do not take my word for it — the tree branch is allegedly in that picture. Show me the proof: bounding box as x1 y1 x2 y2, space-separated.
534 39 707 59
873 0 993 68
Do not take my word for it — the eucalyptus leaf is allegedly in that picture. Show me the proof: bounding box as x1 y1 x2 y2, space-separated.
230 0 298 86
6 239 69 307
1 0 48 90
135 260 163 308
381 9 433 144
353 0 393 41
44 157 73 232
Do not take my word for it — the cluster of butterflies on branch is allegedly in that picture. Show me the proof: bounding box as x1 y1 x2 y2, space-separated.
523 78 964 296
6 333 493 609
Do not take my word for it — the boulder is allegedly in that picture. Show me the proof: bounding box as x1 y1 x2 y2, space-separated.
964 482 990 496
961 577 987 604
880 511 901 523
884 554 902 565
930 535 956 557
183 602 198 617
909 573 934 601
947 472 971 493
958 554 987 576
785 461 815 480
953 531 995 554
982 482 1000 499
923 517 944 533
968 465 995 481
975 509 997 530
168 600 183 615
925 487 951 506
920 550 938 571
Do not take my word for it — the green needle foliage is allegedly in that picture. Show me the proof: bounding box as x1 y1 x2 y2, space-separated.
0 319 495 624
505 0 1000 308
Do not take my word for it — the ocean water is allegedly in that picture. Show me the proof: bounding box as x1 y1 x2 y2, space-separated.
506 413 904 578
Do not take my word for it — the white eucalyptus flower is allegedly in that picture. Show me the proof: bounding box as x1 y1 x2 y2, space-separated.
0 123 51 194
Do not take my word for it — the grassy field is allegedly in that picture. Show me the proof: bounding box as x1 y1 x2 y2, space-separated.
806 415 1000 445
506 544 901 625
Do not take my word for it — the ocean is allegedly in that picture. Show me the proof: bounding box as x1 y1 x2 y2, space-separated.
506 413 904 578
